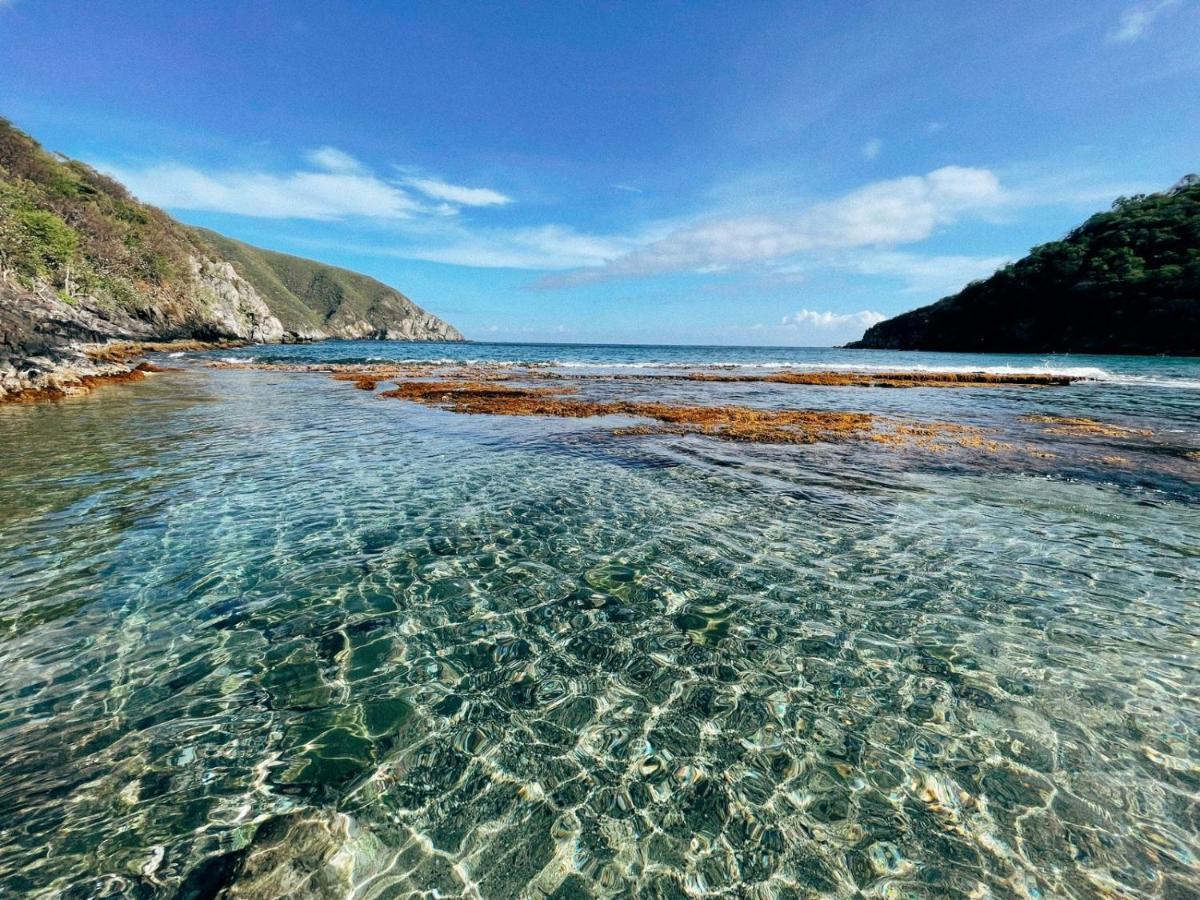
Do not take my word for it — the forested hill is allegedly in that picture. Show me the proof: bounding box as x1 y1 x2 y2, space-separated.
1 117 462 396
849 176 1200 355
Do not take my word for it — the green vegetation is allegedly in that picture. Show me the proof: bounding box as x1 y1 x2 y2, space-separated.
850 177 1200 355
0 117 205 314
15 209 79 274
0 117 460 344
193 227 457 338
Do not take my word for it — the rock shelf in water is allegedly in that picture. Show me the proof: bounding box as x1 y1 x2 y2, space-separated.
1 339 236 403
1021 415 1154 437
197 360 1180 460
378 380 876 444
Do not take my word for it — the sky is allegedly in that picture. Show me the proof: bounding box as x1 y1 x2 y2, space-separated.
1 1 1198 345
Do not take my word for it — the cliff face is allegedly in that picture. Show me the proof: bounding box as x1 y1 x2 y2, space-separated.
0 118 462 397
192 229 463 342
848 177 1200 355
0 260 284 396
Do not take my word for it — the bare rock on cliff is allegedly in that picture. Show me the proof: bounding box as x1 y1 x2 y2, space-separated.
188 257 284 343
0 116 465 381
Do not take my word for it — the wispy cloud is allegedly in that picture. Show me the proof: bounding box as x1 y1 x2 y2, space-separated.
305 146 366 174
404 176 511 207
861 137 883 160
1107 0 1181 43
104 144 1134 287
101 148 511 220
102 161 422 219
402 224 632 270
760 308 889 344
847 251 1010 293
537 166 1007 287
482 323 575 336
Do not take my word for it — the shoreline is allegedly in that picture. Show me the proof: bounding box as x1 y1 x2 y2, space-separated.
7 348 1192 491
0 337 472 404
0 339 247 404
3 346 1086 406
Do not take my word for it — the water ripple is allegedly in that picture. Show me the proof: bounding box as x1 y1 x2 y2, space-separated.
0 365 1197 897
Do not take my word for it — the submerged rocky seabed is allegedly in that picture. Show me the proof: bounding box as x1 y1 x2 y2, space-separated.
0 343 1198 898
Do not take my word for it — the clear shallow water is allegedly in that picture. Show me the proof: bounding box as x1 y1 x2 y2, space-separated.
1 343 1198 898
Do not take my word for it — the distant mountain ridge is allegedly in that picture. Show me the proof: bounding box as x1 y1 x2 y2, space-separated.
0 118 461 397
849 176 1200 355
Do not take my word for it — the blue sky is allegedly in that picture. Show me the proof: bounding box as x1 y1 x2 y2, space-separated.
1 1 1197 345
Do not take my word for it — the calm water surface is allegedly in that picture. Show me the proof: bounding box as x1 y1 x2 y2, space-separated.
1 343 1198 898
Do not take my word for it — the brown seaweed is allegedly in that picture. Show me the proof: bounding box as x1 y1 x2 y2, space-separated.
687 370 1077 388
377 380 877 444
1021 415 1153 437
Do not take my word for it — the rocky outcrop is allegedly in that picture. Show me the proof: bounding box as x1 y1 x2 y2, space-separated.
188 257 284 343
1 281 117 397
189 227 464 343
0 254 285 398
0 117 465 398
335 314 462 342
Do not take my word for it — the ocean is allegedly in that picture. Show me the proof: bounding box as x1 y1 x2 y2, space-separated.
1 341 1197 897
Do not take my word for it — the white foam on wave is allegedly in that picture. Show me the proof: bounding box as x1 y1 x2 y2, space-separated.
545 360 1116 378
541 360 1200 388
220 355 257 364
362 357 477 365
1099 374 1200 390
293 352 1200 389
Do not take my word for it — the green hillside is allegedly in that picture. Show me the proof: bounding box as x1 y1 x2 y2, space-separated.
0 118 213 327
849 177 1200 355
0 117 461 367
192 228 462 341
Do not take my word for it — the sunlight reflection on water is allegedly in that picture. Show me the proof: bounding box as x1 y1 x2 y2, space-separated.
0 349 1198 897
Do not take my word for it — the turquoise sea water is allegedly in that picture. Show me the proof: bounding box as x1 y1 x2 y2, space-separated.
1 342 1198 898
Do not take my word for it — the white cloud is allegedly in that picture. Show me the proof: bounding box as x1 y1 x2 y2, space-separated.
537 166 1007 287
102 144 1126 295
306 146 366 174
101 149 512 220
404 224 632 270
774 309 889 344
482 323 574 336
927 121 947 135
405 177 511 207
781 309 886 330
1108 0 1181 43
102 162 422 219
862 138 883 160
